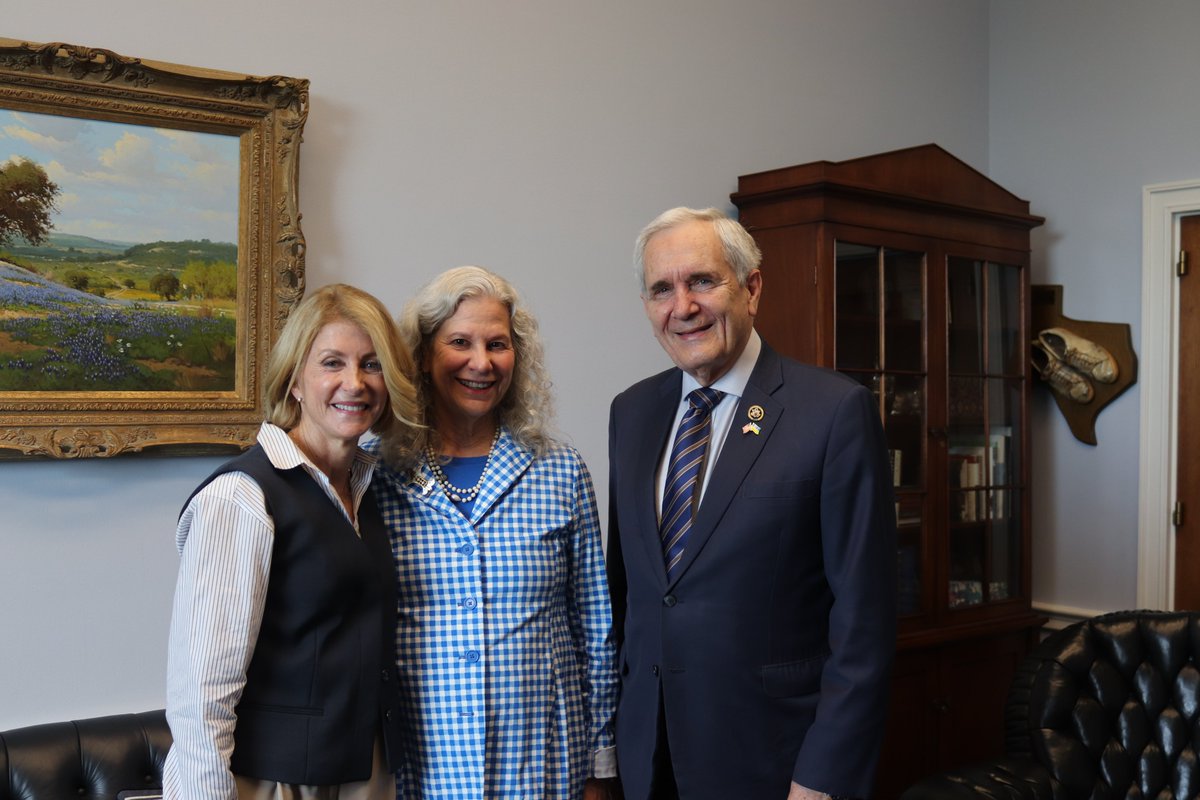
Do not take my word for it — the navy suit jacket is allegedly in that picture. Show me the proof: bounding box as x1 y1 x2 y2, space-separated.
606 341 897 800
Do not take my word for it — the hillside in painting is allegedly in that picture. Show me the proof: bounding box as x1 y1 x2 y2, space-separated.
0 236 237 392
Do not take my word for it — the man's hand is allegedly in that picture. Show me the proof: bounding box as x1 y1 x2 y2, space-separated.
788 782 833 800
584 777 622 800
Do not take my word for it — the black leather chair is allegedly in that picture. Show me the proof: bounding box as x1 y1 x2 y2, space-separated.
0 710 169 800
900 610 1200 800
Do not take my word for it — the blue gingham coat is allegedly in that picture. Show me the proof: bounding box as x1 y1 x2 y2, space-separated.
372 428 617 799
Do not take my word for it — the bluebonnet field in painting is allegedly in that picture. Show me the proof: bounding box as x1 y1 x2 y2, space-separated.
0 106 240 392
0 260 235 391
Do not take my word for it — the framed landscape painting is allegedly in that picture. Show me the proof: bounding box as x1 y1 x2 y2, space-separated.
0 39 308 458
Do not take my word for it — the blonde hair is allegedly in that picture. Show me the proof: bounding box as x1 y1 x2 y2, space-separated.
263 283 419 439
381 266 554 468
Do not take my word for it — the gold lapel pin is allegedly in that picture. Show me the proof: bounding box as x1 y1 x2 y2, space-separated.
747 405 765 422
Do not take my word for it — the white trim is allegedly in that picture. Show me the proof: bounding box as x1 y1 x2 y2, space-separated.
1138 180 1200 610
1032 601 1107 631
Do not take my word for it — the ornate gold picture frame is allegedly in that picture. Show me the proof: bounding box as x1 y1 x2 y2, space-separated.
0 39 308 458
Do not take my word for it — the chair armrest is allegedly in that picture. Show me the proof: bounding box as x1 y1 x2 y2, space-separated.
898 757 1056 800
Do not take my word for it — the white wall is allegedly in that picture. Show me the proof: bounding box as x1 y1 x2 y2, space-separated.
1 0 995 728
988 0 1200 615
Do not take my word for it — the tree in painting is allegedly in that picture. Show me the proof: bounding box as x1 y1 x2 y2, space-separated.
0 157 60 247
150 272 181 301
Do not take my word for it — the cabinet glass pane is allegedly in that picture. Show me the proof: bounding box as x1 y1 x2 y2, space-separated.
948 494 1021 609
950 487 988 525
886 373 924 489
836 241 935 621
891 374 925 622
948 376 985 433
835 243 880 370
883 249 924 372
897 496 923 618
946 256 1024 611
850 372 883 412
988 378 1021 486
948 257 984 374
988 489 1021 601
949 527 984 608
987 262 1023 375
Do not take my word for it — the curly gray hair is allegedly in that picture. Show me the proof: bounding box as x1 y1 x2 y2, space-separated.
378 265 555 468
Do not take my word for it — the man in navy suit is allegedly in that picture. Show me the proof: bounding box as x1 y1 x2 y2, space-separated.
606 207 896 800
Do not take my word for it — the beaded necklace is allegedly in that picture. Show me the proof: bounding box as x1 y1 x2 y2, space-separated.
424 426 501 503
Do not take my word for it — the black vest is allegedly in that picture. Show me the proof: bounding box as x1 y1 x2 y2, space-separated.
184 444 403 784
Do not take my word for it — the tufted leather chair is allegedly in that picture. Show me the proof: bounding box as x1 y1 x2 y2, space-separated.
900 610 1200 800
0 710 169 800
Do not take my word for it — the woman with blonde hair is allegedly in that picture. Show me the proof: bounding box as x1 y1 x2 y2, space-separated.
372 266 618 799
164 283 419 800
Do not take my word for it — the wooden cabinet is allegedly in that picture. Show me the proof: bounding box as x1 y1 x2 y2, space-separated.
731 144 1046 799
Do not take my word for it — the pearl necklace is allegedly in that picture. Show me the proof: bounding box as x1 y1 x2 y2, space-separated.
425 427 501 503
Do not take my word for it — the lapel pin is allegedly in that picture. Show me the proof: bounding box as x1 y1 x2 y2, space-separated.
742 422 761 436
413 472 433 495
747 405 765 422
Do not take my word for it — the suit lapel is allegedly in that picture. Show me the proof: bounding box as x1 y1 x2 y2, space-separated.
670 346 785 584
633 371 683 586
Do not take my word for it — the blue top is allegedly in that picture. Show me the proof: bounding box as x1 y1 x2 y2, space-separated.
441 454 487 516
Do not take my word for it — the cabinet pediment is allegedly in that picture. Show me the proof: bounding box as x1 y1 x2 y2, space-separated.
733 143 1044 230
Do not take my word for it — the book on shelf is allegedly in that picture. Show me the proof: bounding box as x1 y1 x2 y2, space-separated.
988 430 1012 519
958 489 986 523
949 444 986 521
989 488 1011 520
888 448 903 487
948 444 986 488
989 431 1009 485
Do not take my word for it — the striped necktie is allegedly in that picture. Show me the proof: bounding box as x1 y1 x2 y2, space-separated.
660 387 724 581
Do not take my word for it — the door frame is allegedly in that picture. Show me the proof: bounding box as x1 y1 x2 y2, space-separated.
1139 180 1200 610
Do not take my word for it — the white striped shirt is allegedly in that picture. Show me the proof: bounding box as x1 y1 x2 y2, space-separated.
162 423 377 800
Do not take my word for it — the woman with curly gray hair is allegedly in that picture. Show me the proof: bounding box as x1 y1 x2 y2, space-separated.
372 266 618 800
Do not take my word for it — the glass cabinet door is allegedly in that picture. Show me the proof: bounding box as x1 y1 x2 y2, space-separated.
835 241 926 617
946 257 1024 610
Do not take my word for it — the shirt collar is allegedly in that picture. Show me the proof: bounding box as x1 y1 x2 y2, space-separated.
256 422 378 479
680 328 761 402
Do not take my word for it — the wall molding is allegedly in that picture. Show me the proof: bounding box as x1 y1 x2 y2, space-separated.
1138 180 1200 611
1033 601 1108 632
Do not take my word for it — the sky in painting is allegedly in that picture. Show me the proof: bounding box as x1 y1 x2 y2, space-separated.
0 108 239 247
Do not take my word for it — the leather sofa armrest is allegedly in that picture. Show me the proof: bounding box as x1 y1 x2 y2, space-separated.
0 710 169 800
898 757 1056 800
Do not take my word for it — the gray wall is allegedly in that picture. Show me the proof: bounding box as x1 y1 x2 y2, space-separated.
0 0 1185 729
989 0 1200 613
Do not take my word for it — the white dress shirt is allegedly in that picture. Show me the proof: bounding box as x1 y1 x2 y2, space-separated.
655 329 763 518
